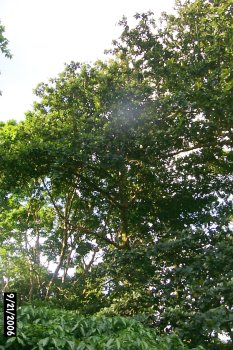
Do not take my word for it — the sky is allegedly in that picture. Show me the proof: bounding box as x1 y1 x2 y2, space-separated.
0 0 175 122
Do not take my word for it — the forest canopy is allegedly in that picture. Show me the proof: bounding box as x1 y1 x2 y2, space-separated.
0 0 232 349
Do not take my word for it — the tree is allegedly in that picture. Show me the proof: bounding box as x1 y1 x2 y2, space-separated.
0 20 12 94
100 0 233 345
0 20 11 59
0 0 232 348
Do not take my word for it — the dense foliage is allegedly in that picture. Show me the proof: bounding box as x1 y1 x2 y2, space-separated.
0 305 205 350
0 0 232 348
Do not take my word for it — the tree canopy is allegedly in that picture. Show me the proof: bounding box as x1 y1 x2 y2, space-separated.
0 0 232 349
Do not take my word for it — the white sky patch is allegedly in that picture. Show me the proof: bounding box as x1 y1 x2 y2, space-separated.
0 0 175 122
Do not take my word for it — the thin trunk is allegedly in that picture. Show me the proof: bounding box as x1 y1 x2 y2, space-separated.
45 224 69 298
83 247 98 273
118 167 130 249
45 188 75 297
62 248 73 283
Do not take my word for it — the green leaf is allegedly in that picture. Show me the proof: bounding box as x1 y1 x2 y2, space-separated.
77 342 87 350
116 338 121 350
106 338 114 348
38 337 50 347
67 340 76 350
